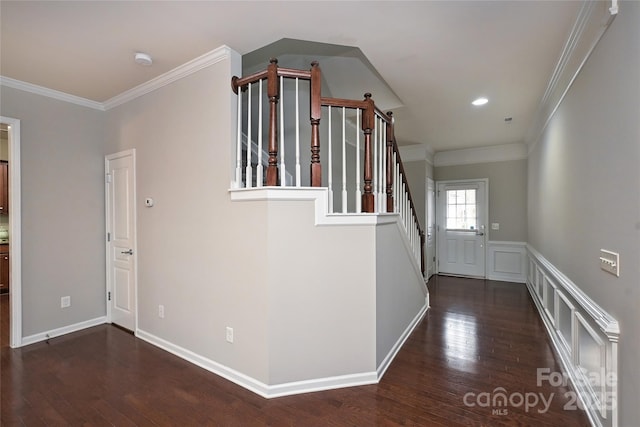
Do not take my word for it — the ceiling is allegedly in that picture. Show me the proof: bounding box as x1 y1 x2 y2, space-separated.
0 1 582 152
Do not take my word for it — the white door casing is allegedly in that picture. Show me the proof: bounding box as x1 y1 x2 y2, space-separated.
1 116 22 348
426 177 436 279
436 179 488 278
105 150 137 331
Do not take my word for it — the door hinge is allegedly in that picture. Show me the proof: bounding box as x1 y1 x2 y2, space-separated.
107 232 111 242
108 291 111 301
105 173 112 183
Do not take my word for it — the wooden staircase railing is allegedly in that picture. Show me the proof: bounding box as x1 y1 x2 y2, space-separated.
232 59 425 273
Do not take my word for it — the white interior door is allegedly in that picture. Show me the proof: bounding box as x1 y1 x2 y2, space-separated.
426 177 436 279
436 179 487 278
105 150 137 331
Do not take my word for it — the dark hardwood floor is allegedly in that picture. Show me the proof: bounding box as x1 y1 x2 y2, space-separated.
1 276 590 426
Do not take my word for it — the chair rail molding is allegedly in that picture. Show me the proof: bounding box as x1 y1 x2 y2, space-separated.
526 244 619 427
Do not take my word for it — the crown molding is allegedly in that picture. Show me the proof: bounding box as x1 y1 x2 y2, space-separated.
1 45 233 112
0 76 104 110
103 45 232 110
525 0 618 152
434 143 527 167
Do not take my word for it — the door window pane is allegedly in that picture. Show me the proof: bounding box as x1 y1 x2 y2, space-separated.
445 189 477 230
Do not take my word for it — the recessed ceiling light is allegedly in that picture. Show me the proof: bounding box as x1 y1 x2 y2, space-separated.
134 52 153 66
472 97 489 106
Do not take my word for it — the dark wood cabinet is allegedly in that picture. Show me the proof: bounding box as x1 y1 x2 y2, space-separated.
0 161 7 215
0 246 8 293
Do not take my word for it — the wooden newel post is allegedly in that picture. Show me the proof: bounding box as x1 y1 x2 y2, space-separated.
266 58 280 186
362 93 375 213
386 111 395 213
310 61 322 187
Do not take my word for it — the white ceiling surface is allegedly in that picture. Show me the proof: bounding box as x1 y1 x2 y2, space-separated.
0 1 582 152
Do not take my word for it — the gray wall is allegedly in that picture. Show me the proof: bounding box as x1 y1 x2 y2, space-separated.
104 51 272 383
376 221 427 366
0 86 106 335
435 159 527 242
527 3 639 425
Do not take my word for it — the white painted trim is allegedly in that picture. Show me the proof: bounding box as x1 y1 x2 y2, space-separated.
230 187 398 226
527 245 619 338
399 144 434 165
555 289 576 357
1 116 22 348
526 0 617 152
103 45 232 110
575 312 608 418
1 45 233 113
21 316 107 346
136 301 430 399
435 178 489 278
136 329 378 399
487 241 527 283
526 244 618 427
104 149 138 332
0 76 104 110
434 143 527 167
230 186 424 277
377 297 429 378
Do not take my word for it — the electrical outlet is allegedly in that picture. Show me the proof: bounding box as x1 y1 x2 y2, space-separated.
158 305 165 318
226 327 234 343
61 296 71 308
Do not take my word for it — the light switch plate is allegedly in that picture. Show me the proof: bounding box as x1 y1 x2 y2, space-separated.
491 223 500 230
600 249 619 277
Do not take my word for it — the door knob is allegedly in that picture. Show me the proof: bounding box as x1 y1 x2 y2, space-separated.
121 249 134 255
476 231 484 236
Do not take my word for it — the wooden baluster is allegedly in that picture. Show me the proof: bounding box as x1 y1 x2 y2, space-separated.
361 93 375 213
310 61 322 187
386 112 395 213
266 58 279 186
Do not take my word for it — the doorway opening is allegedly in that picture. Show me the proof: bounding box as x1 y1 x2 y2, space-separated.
0 116 22 348
436 179 488 278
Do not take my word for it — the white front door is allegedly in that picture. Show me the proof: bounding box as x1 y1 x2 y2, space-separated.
426 178 436 279
105 150 137 331
436 179 487 278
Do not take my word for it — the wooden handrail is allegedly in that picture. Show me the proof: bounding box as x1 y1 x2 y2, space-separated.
232 59 426 273
320 97 368 109
232 67 310 93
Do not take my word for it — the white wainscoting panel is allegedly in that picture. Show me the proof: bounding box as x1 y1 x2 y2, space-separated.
527 245 619 427
487 241 527 283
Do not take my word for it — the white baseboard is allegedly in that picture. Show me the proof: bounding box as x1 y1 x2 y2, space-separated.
136 329 378 399
377 297 429 378
136 296 428 400
487 241 527 283
527 245 619 427
21 316 107 346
